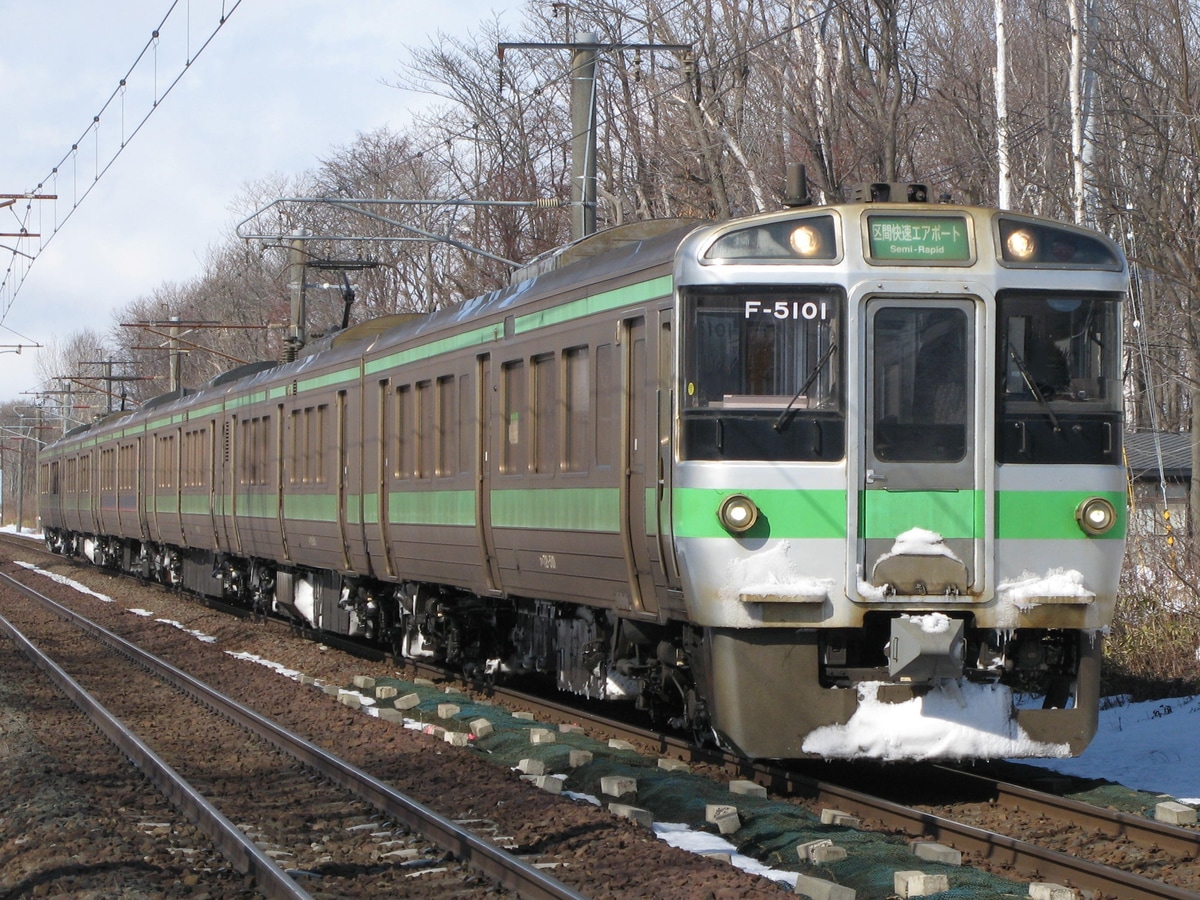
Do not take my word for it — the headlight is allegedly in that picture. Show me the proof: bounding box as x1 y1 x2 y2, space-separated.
718 494 759 534
1075 497 1117 536
789 224 822 257
1005 228 1036 261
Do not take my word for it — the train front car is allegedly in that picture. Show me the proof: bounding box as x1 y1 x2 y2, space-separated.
671 192 1127 760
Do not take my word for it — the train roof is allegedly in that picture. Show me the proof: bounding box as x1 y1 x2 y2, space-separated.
40 216 704 454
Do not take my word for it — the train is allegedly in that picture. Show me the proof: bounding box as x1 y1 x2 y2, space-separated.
37 182 1128 761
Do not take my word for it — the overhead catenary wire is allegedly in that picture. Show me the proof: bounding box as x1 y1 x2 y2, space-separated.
0 0 246 330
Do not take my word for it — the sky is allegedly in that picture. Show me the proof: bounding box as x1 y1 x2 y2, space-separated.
0 0 507 403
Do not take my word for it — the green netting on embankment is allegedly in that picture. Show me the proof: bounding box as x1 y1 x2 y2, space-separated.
331 673 1031 899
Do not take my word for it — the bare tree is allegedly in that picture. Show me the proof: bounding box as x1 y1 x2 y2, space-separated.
35 329 112 425
1087 0 1200 536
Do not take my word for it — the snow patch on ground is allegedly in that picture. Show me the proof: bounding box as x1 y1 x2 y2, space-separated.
653 823 798 889
802 680 1071 761
16 561 114 602
155 619 218 643
1023 693 1200 803
226 650 302 681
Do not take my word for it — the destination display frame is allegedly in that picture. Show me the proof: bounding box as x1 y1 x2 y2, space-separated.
865 213 975 266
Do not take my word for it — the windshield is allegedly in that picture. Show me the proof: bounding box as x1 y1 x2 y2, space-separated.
682 287 841 412
998 292 1121 411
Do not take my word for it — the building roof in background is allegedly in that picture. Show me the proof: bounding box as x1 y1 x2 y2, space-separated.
1125 431 1193 481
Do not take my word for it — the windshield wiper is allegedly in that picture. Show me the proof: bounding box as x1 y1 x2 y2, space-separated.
1007 341 1062 433
774 342 838 432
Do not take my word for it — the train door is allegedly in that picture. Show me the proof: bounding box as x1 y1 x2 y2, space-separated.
656 309 681 591
206 419 222 552
335 390 353 571
84 452 97 537
860 297 984 597
273 405 289 562
226 416 243 556
375 379 396 578
475 353 502 593
136 436 149 540
622 316 659 617
346 386 371 576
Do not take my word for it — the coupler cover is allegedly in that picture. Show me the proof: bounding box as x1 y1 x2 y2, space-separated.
888 614 965 680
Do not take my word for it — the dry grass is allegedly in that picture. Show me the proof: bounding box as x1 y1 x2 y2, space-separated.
1105 530 1200 699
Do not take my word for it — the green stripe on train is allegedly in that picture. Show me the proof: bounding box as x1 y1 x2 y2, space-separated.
674 487 1124 541
672 488 846 539
491 487 620 531
861 489 983 539
386 490 475 527
514 276 672 333
171 485 1125 541
364 324 504 376
180 495 210 516
997 490 1126 540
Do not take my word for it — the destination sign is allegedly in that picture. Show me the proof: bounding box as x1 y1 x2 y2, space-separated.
867 215 972 263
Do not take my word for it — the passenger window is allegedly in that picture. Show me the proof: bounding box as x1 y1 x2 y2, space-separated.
416 382 433 479
595 345 614 468
502 361 526 473
395 386 412 479
564 346 590 472
532 354 556 474
458 374 473 475
437 375 456 476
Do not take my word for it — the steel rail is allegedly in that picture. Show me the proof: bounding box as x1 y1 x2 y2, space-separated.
0 571 588 900
936 764 1200 859
0 609 315 900
784 771 1198 900
446 666 1200 900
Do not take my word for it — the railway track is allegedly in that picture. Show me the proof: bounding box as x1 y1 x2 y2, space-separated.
0 567 586 900
5 531 1198 898
448 678 1200 898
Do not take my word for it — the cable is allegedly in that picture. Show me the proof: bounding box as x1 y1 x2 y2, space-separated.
0 0 246 326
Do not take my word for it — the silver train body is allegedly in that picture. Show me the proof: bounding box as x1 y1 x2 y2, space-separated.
39 189 1128 760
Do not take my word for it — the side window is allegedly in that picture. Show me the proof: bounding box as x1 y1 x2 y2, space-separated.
458 373 473 475
416 381 434 479
532 354 556 474
100 448 115 492
502 360 526 473
437 375 457 476
564 346 590 472
289 410 302 483
157 436 177 489
289 407 326 485
595 344 615 468
395 386 412 479
238 420 252 485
